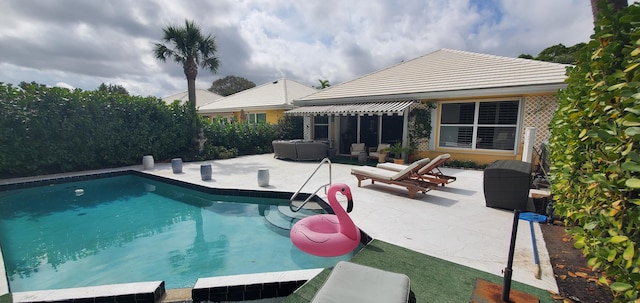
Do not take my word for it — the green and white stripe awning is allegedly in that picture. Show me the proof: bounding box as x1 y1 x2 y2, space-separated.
285 100 415 116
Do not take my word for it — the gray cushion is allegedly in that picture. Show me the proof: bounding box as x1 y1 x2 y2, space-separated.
311 261 410 303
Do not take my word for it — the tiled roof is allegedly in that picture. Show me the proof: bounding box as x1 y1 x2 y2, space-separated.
162 89 223 108
199 79 317 113
295 49 570 104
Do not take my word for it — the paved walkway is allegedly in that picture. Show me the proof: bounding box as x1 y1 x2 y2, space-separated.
142 154 558 292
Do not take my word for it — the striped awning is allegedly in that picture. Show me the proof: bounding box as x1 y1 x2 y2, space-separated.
285 100 415 116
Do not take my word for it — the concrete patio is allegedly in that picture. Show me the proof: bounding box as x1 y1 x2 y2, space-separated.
143 153 558 293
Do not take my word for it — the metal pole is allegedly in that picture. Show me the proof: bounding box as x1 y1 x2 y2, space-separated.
502 209 520 302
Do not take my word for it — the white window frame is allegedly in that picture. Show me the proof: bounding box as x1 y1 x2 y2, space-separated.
438 98 521 154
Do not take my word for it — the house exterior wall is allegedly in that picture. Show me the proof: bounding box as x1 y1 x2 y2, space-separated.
294 93 558 165
265 109 286 124
417 93 558 165
201 113 235 122
200 109 287 124
521 94 558 148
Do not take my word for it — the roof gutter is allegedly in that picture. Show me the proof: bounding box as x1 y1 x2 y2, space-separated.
198 104 294 114
292 83 567 106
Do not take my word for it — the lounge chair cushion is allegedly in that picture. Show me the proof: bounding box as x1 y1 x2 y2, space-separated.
311 261 411 303
351 157 432 181
351 166 398 180
378 154 450 175
377 162 410 171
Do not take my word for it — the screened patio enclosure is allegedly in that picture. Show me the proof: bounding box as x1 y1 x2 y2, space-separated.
284 101 415 156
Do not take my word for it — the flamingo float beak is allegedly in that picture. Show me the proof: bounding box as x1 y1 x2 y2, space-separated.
338 184 354 213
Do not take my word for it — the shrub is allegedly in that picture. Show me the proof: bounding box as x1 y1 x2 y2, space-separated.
0 83 196 177
548 3 640 301
200 118 278 158
274 115 303 139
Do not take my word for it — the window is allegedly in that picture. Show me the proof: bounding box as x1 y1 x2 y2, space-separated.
439 100 519 151
313 116 329 140
247 113 267 124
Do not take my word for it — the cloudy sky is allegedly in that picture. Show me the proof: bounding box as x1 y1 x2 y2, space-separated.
0 0 602 98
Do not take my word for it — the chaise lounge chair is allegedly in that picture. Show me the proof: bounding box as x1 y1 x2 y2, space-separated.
311 261 411 303
376 154 456 186
350 157 436 198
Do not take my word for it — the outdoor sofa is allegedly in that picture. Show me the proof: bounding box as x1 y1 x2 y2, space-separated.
272 140 328 161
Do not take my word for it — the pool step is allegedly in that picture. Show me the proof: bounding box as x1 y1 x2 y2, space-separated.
263 203 325 230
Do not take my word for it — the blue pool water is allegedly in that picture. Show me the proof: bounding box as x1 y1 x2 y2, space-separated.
0 175 355 292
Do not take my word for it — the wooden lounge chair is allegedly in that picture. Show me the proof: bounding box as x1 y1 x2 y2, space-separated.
377 154 456 186
351 157 436 198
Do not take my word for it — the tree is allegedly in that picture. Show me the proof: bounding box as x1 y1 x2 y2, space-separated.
591 0 627 22
518 43 586 64
97 83 129 95
208 75 255 96
517 54 534 60
315 79 330 89
18 81 47 89
153 19 220 111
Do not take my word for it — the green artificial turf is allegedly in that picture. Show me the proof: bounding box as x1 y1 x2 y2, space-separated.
283 240 555 303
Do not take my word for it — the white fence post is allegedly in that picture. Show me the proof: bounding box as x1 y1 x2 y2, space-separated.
522 127 536 163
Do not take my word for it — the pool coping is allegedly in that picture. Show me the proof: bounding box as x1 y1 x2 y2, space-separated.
12 281 165 303
0 169 372 302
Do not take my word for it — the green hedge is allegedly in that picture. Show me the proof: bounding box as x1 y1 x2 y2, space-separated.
549 3 640 301
0 83 196 177
0 83 301 178
199 117 277 159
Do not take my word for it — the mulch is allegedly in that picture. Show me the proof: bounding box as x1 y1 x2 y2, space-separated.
540 222 614 302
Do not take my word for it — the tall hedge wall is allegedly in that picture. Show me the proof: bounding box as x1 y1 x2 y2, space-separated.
0 83 196 177
549 3 640 301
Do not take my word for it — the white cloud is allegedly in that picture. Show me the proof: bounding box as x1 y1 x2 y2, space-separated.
55 82 75 90
0 0 596 97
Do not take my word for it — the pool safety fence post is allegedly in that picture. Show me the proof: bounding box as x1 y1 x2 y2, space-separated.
257 168 269 187
172 158 183 174
142 155 154 170
201 164 212 181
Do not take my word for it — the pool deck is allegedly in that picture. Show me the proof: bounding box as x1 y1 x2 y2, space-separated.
1 153 558 301
143 154 558 293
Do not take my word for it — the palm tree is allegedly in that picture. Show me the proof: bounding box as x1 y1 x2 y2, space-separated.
317 79 331 89
590 0 627 22
153 20 220 111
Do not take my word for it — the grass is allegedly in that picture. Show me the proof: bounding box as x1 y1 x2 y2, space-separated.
283 240 555 303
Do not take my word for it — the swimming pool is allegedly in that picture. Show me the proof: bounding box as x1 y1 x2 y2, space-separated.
0 173 358 292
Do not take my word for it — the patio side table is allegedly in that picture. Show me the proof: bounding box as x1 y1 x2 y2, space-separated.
358 152 368 163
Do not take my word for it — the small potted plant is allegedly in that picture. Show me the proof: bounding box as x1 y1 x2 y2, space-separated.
384 143 412 164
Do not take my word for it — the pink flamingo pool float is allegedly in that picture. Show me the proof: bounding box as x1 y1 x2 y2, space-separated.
290 183 361 257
